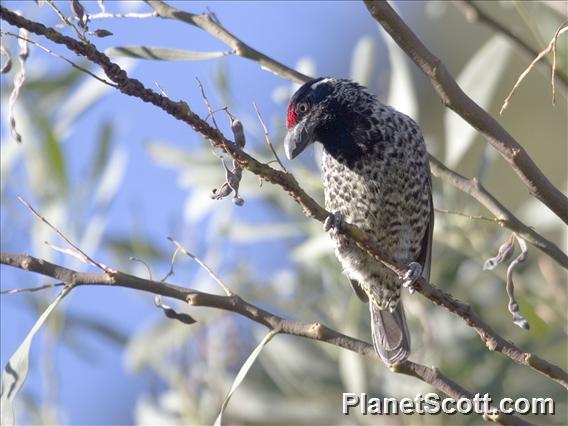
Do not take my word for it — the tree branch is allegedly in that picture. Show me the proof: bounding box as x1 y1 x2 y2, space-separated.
1 5 566 390
364 0 568 224
137 0 565 269
0 252 530 426
145 0 311 84
452 0 568 88
429 156 568 269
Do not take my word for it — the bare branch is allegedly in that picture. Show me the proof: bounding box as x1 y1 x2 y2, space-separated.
364 0 568 224
253 101 288 173
1 31 116 85
146 0 311 84
429 156 567 269
1 4 566 390
167 237 233 296
5 25 29 143
86 11 158 20
0 282 65 294
501 22 568 114
46 0 86 42
434 207 501 223
17 196 109 272
0 252 532 426
453 0 568 88
196 76 221 132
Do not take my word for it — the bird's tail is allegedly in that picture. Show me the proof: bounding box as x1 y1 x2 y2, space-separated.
369 302 410 366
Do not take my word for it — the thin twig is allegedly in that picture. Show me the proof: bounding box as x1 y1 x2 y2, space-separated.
46 0 86 42
363 1 568 224
45 241 94 265
501 22 568 114
0 282 65 294
434 207 501 223
429 156 567 269
161 245 181 282
253 101 288 173
195 76 221 132
154 81 168 98
6 26 28 143
85 11 158 20
0 31 116 87
453 0 567 88
147 0 310 84
17 195 108 272
129 256 153 281
167 237 233 296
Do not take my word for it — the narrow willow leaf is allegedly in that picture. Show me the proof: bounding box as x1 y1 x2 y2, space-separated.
445 36 512 167
383 26 417 118
38 115 68 192
90 121 113 182
483 233 515 270
9 28 30 143
105 46 230 61
0 287 71 426
214 330 278 426
350 36 375 87
506 236 529 330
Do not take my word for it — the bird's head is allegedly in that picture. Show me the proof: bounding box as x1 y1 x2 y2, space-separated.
284 77 372 160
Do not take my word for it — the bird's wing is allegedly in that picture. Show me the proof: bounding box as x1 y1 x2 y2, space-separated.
349 279 369 303
416 173 434 282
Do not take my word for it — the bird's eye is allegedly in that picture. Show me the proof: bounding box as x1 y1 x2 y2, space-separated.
297 102 309 113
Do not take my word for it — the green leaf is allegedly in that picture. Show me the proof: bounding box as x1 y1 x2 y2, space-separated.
0 287 71 426
445 35 512 167
225 222 301 243
106 237 164 261
37 114 68 193
383 25 417 118
24 67 84 95
105 46 230 61
90 121 113 182
214 330 278 426
350 35 375 86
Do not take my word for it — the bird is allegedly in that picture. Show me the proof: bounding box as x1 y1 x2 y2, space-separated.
283 77 433 366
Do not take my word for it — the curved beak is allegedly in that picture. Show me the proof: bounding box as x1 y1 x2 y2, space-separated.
284 119 316 160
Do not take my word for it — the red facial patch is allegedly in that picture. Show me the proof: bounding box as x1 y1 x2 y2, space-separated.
286 104 297 129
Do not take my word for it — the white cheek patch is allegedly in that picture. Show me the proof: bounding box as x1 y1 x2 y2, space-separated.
311 78 334 90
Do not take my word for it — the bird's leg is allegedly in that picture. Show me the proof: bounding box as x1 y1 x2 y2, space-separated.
323 211 344 232
324 211 353 251
400 262 421 294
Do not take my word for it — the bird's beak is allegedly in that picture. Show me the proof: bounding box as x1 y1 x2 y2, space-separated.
284 120 315 160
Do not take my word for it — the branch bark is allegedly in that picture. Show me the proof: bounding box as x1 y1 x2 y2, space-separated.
429 156 568 268
0 6 566 391
364 0 568 224
0 252 530 426
146 0 310 84
143 0 565 269
452 0 568 88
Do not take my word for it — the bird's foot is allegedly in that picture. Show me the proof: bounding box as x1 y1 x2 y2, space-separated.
323 211 344 232
400 262 421 294
324 211 352 250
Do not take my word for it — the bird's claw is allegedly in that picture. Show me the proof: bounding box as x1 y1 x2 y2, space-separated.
401 262 421 294
323 211 344 232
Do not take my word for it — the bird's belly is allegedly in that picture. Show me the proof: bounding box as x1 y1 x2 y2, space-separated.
323 171 421 262
321 154 428 310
